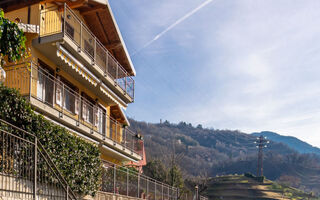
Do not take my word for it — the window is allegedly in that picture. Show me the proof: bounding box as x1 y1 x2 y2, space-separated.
81 92 95 124
84 39 94 58
56 75 78 114
97 105 106 135
55 83 62 106
65 21 74 39
37 60 54 105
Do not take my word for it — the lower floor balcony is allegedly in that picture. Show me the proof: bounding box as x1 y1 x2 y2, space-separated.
3 61 142 162
99 160 178 200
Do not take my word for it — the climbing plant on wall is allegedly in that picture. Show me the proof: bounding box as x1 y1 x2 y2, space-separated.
0 84 102 196
0 9 27 66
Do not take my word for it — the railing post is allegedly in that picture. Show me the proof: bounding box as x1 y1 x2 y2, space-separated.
114 164 116 194
138 173 140 198
33 138 37 200
29 62 32 100
132 134 135 152
63 3 66 36
124 127 127 148
80 22 82 52
116 63 118 85
125 76 127 95
93 37 97 64
92 106 95 132
62 84 65 117
105 51 108 76
177 188 179 200
67 185 69 200
162 183 164 200
42 73 45 103
53 77 56 106
78 97 81 126
147 178 149 199
115 122 118 143
127 168 129 196
155 181 157 200
133 79 135 99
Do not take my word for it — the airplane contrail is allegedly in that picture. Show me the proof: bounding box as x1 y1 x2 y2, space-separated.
132 0 214 56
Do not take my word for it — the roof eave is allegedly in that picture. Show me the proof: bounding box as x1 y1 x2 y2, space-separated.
105 0 136 76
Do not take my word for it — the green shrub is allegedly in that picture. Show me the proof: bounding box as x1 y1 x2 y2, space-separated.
0 84 102 196
244 173 255 178
0 9 27 66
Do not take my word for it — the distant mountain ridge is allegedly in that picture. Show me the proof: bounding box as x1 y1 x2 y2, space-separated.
129 119 320 195
252 131 320 155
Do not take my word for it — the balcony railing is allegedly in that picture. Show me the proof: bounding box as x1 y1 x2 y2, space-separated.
39 4 134 99
4 62 142 156
101 160 178 200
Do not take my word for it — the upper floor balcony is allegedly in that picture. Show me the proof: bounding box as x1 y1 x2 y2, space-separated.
4 61 142 162
34 4 134 104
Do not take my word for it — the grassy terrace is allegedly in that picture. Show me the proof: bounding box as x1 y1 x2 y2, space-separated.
204 175 319 200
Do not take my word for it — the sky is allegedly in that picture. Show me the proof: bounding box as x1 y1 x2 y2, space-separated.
109 0 320 147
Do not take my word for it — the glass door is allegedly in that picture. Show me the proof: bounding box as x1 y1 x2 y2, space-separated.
97 106 106 136
37 62 54 105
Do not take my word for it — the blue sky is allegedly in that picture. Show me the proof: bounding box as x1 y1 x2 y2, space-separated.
109 0 320 147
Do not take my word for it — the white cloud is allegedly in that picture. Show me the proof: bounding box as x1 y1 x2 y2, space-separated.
164 0 320 146
112 0 320 147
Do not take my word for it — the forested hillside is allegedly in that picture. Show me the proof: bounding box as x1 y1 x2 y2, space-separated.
252 131 320 155
129 119 320 195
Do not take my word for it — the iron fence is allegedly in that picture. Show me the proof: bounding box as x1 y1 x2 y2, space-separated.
4 61 143 156
39 4 135 99
0 119 77 200
101 160 178 200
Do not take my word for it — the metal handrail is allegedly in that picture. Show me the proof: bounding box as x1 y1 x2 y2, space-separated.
39 4 135 99
103 159 178 189
0 118 78 199
4 61 142 156
101 159 178 200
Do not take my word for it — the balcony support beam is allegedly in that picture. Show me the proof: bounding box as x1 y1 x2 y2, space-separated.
106 42 122 51
81 5 106 15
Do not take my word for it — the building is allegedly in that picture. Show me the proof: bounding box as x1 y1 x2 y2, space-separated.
1 0 144 168
0 1 180 199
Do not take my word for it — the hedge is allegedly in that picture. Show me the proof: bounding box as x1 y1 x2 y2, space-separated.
0 84 102 196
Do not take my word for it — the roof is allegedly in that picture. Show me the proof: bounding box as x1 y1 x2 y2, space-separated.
78 0 136 76
110 105 130 126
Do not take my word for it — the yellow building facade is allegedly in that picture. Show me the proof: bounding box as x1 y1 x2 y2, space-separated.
1 0 142 166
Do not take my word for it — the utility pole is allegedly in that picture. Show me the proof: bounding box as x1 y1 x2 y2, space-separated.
255 135 269 177
195 185 199 200
171 137 176 186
